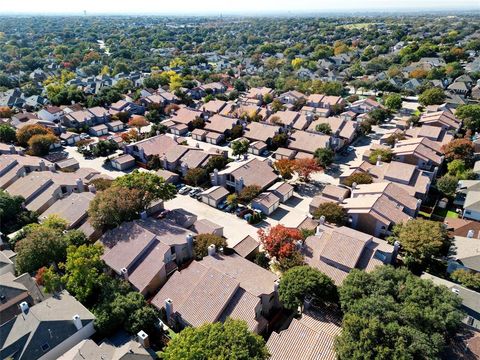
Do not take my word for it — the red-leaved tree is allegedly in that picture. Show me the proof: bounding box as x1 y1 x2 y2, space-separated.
258 224 303 259
293 158 322 182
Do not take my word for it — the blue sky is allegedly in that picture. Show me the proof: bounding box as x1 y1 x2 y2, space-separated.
2 0 479 15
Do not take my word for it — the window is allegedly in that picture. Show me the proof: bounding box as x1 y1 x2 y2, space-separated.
466 211 471 215
41 343 50 352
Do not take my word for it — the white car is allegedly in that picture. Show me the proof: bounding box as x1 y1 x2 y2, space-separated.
178 186 191 195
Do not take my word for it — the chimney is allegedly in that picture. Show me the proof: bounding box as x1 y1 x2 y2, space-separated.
137 330 150 348
212 168 219 185
88 184 97 194
274 279 280 293
140 211 148 220
9 144 16 154
186 233 194 248
237 177 244 192
73 314 83 330
467 229 475 239
303 296 312 311
76 178 84 192
376 155 382 166
181 162 188 176
165 298 174 320
39 160 46 171
351 182 357 190
207 244 216 256
19 301 29 315
318 215 326 226
49 164 56 172
121 267 128 280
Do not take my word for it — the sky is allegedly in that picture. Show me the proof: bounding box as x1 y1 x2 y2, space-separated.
2 0 479 15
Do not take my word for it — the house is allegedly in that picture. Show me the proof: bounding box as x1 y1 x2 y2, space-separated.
288 130 331 155
37 105 64 122
190 219 224 237
170 107 202 129
267 308 342 360
341 193 411 238
60 131 81 145
58 338 154 360
106 120 124 132
212 158 278 193
301 223 395 285
109 99 144 115
246 87 275 102
200 186 229 208
0 290 95 360
40 192 95 229
89 124 109 137
249 141 268 156
292 114 313 130
0 154 54 190
156 169 180 184
203 114 238 141
232 236 260 260
278 90 306 105
307 117 357 149
63 110 95 129
191 128 208 142
111 154 136 171
151 251 279 334
273 147 296 160
392 137 444 171
456 180 480 221
244 122 280 146
252 192 280 215
446 234 480 276
268 110 300 128
205 131 224 145
201 100 227 115
87 106 110 124
404 124 453 146
100 218 195 296
349 98 385 114
125 135 178 163
419 111 461 132
170 123 189 136
55 158 80 172
178 149 211 175
0 272 45 324
267 182 294 203
309 185 350 214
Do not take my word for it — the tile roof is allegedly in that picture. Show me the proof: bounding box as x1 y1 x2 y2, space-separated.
288 130 330 154
221 158 278 190
244 122 279 142
232 236 260 258
204 114 237 134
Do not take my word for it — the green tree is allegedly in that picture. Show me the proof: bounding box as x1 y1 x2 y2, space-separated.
450 269 480 291
447 159 466 177
384 93 402 111
367 108 389 124
314 148 334 168
231 139 249 157
194 233 227 259
161 318 269 360
226 194 238 206
238 185 261 203
336 266 464 360
456 104 480 132
275 250 305 273
271 99 285 113
388 219 450 267
0 124 16 143
113 170 177 210
0 190 37 234
184 168 207 186
315 123 332 135
88 186 145 231
205 156 229 173
418 87 446 106
368 148 393 164
436 174 458 197
42 266 63 293
60 244 106 303
343 172 373 187
279 266 337 311
313 202 347 225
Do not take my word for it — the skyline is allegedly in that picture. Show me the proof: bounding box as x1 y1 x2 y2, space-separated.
3 0 479 15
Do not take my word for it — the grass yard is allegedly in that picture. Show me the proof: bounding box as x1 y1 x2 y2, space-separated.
433 207 459 219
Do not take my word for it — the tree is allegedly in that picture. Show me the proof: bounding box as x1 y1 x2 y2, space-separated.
384 93 402 111
226 194 238 207
113 170 177 210
293 158 322 182
128 115 149 131
367 108 389 124
204 156 228 174
161 318 269 360
230 124 244 139
436 174 458 197
231 139 249 157
274 159 295 179
194 233 227 259
15 226 68 274
88 186 145 231
258 224 302 259
0 124 16 143
184 168 207 187
456 104 480 132
418 87 446 106
16 124 53 147
271 99 285 113
271 133 289 150
279 266 337 311
313 202 347 225
314 148 334 168
343 173 373 187
0 190 37 234
335 266 464 360
60 244 106 304
238 185 261 203
275 250 305 272
28 133 57 156
368 148 393 164
315 123 332 135
450 269 480 291
442 138 474 165
388 219 450 268
447 159 466 177
42 266 63 293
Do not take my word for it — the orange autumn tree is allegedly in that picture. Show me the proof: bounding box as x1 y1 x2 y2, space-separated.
128 115 149 132
258 224 303 259
274 158 295 180
293 158 322 182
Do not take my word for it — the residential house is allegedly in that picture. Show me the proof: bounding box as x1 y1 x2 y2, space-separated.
0 154 54 190
307 117 357 149
63 110 95 129
244 122 280 146
301 224 395 285
89 124 109 137
55 158 80 172
419 111 462 132
278 90 306 105
60 131 81 145
111 154 136 171
191 128 208 142
124 135 178 163
203 114 238 143
267 308 342 360
268 110 300 128
392 137 443 171
200 186 230 208
288 130 331 155
456 180 480 221
170 107 202 129
0 291 95 360
404 124 453 146
151 250 279 334
309 185 350 214
190 219 224 237
109 99 144 115
212 158 278 193
40 192 95 230
246 87 275 103
248 141 268 156
178 149 211 175
37 105 64 122
155 169 180 184
100 218 195 296
273 147 297 160
201 100 227 115
58 338 154 360
349 98 385 114
232 236 260 260
87 106 110 124
252 192 280 215
106 120 124 132
267 182 294 203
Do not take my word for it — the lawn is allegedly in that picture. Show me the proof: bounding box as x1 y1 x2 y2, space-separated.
433 207 459 219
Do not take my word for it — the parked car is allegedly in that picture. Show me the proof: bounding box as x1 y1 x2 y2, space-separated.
225 204 236 213
189 188 202 197
175 183 185 190
178 186 191 195
237 207 252 218
158 209 170 219
217 201 228 210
